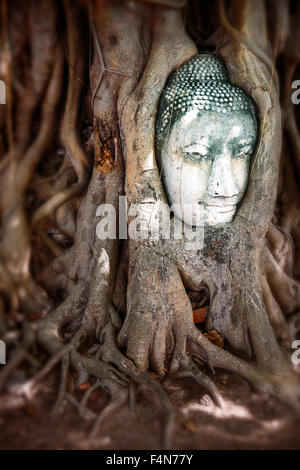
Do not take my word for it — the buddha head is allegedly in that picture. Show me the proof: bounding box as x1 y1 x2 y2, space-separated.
156 54 258 227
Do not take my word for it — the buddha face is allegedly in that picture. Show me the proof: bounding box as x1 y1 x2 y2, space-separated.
160 109 257 227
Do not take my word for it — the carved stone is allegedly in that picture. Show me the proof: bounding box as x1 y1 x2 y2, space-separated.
156 54 258 227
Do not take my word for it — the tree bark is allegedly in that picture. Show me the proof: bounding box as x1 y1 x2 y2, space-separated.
0 0 300 447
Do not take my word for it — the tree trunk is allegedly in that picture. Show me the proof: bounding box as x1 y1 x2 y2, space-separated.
0 0 300 448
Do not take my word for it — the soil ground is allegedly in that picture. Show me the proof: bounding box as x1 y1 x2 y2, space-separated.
1 368 300 450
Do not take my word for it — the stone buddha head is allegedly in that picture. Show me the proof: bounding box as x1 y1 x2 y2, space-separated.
156 54 258 227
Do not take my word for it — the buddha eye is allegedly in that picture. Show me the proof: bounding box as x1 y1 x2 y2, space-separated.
234 148 252 159
183 151 210 162
234 152 246 159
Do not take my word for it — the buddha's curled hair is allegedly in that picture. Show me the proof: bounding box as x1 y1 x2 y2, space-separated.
155 54 257 159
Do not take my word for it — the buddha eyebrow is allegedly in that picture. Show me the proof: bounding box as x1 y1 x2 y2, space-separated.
229 138 254 150
184 143 209 149
235 137 255 145
184 136 211 148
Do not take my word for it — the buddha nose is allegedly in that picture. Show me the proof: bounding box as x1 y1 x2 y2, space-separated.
208 153 239 199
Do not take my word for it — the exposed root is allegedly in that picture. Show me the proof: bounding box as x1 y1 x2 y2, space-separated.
51 354 70 415
100 318 175 448
1 0 300 452
167 362 225 409
0 323 36 393
32 0 90 227
89 382 128 439
218 0 279 92
79 379 101 416
66 393 96 420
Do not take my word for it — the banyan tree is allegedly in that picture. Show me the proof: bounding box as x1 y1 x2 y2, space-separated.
0 0 300 448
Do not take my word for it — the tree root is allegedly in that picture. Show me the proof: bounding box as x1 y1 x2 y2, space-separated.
79 379 101 416
0 323 36 392
51 354 70 415
89 382 128 439
166 363 225 410
2 0 300 452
